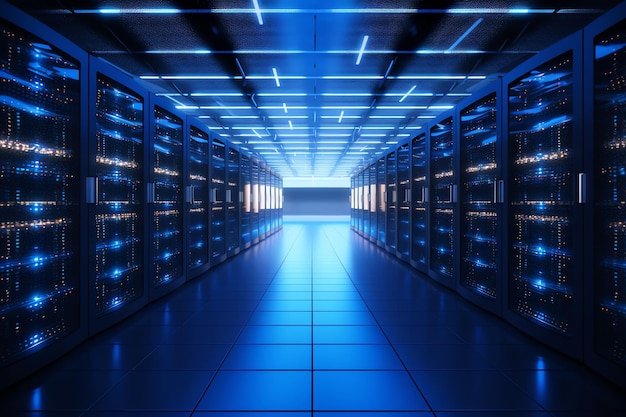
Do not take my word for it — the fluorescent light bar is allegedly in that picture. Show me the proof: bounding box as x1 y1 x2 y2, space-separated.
283 102 288 113
288 120 294 130
252 129 263 138
338 111 345 123
356 35 369 65
221 115 259 119
272 68 281 87
448 18 484 51
399 85 417 103
252 0 264 24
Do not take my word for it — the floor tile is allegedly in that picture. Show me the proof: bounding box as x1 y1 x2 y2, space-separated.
249 311 312 325
385 326 465 345
170 326 242 344
314 345 404 370
237 325 312 344
394 344 493 370
313 325 389 344
410 370 541 411
197 371 311 411
256 299 312 311
136 344 230 370
222 344 311 370
504 369 626 412
0 370 126 411
313 299 369 311
313 311 378 325
313 370 429 411
91 370 212 411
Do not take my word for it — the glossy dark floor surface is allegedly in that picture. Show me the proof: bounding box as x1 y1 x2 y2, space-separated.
2 219 626 416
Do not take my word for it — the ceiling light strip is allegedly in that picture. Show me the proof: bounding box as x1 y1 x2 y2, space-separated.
356 35 369 65
272 68 281 87
338 111 345 123
448 18 484 51
252 0 264 24
399 85 417 103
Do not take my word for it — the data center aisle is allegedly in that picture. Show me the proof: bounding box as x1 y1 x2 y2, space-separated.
2 219 626 416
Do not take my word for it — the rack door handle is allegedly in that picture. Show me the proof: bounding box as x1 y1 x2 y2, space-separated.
147 182 155 204
577 173 587 204
448 184 458 203
186 186 195 204
86 177 99 205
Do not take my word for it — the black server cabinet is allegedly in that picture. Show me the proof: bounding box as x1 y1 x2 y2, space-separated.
211 138 227 264
88 58 149 334
386 152 397 252
259 164 267 240
0 7 88 389
241 153 252 249
226 145 240 256
251 158 260 244
148 97 186 299
358 169 365 234
457 82 504 316
376 157 386 246
397 142 411 262
504 32 584 359
369 163 378 242
429 114 458 289
410 132 429 273
186 121 210 279
584 3 626 389
350 176 356 229
363 169 370 236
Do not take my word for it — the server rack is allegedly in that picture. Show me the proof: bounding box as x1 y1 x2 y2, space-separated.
0 6 88 389
211 138 227 264
410 132 429 273
457 81 504 316
377 157 386 246
240 153 252 249
503 31 584 359
359 168 370 236
386 151 397 253
429 112 458 289
350 175 356 230
186 120 211 278
226 145 240 256
368 162 378 242
584 3 626 389
268 169 275 234
251 158 260 244
358 168 365 234
88 57 149 334
148 96 186 299
277 176 283 229
397 142 411 262
259 163 267 240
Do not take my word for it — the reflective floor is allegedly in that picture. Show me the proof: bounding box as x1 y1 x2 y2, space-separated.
2 219 626 416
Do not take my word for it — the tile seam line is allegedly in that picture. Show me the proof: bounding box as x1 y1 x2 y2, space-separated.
189 226 306 413
321 224 435 413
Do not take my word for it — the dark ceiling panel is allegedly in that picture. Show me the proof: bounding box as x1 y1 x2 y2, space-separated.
5 0 624 180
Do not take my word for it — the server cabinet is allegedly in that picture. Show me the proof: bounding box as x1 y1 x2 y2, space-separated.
429 114 457 289
211 138 227 264
278 176 284 229
251 158 260 243
350 175 356 230
359 168 370 236
397 142 411 262
88 58 149 333
410 132 428 272
186 121 210 278
226 145 240 256
368 163 378 242
0 7 88 389
584 4 626 389
377 157 386 246
241 153 252 249
149 97 185 299
357 169 364 234
386 152 397 252
458 82 504 316
259 164 267 240
504 31 584 359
